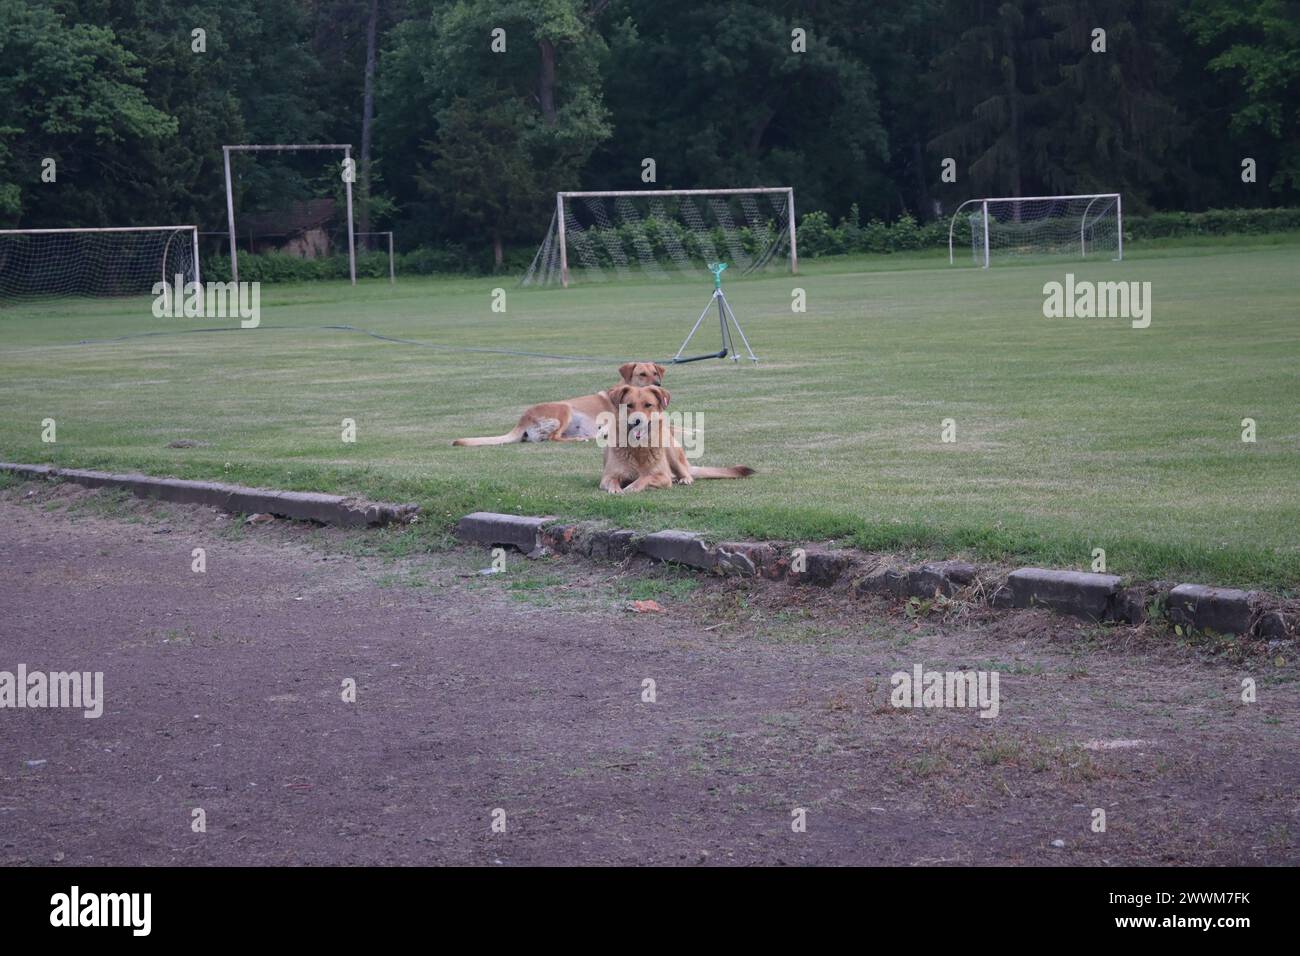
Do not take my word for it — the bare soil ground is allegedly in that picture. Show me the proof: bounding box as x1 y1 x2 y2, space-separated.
1 479 1297 866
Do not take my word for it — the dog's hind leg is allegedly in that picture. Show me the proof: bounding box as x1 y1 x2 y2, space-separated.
523 417 562 442
520 403 574 442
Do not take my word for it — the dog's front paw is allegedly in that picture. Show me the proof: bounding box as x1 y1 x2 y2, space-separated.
676 473 694 485
600 480 624 495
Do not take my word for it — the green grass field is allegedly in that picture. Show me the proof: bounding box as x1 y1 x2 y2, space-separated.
2 238 1298 590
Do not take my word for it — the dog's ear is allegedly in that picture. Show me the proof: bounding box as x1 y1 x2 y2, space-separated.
649 386 671 409
608 384 632 406
653 363 666 378
617 362 636 383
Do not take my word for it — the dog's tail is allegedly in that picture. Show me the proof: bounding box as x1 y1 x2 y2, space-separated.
452 426 524 447
689 465 755 480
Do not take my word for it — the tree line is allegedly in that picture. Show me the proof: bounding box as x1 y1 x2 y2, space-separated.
2 0 1296 266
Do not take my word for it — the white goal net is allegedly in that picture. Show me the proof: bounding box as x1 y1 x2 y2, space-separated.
0 226 199 302
522 187 797 287
949 194 1122 268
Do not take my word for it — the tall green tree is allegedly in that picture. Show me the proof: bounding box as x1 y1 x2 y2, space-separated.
928 0 1185 211
1183 0 1300 200
1034 1 1183 204
379 0 611 262
594 0 888 220
831 0 945 220
0 0 177 225
2 0 336 229
928 0 1048 199
419 97 549 265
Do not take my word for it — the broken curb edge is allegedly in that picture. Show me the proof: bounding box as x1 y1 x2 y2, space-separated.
454 510 1297 641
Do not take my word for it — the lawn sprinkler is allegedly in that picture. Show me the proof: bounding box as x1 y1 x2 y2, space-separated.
672 262 758 364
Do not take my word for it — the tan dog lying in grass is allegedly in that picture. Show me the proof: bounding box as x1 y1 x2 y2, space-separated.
452 362 665 446
599 384 754 494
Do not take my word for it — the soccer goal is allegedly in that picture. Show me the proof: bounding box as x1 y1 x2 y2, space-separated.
522 187 797 287
948 194 1122 268
0 226 199 302
223 144 357 285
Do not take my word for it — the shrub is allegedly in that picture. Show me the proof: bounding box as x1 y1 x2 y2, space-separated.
796 209 948 257
1126 207 1300 239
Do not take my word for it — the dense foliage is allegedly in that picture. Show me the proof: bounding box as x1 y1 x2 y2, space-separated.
3 0 1297 266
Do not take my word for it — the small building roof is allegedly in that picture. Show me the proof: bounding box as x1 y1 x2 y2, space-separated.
241 198 337 238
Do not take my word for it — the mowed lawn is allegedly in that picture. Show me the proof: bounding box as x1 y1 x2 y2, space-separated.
1 239 1297 589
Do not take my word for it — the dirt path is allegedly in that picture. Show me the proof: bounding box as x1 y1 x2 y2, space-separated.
1 481 1296 866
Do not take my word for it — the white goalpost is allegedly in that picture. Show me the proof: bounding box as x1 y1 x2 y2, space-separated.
223 143 357 285
523 187 798 287
0 226 200 302
948 193 1122 268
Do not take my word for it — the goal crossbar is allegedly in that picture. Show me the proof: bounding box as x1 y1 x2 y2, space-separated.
557 187 794 199
0 226 198 234
223 144 353 152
